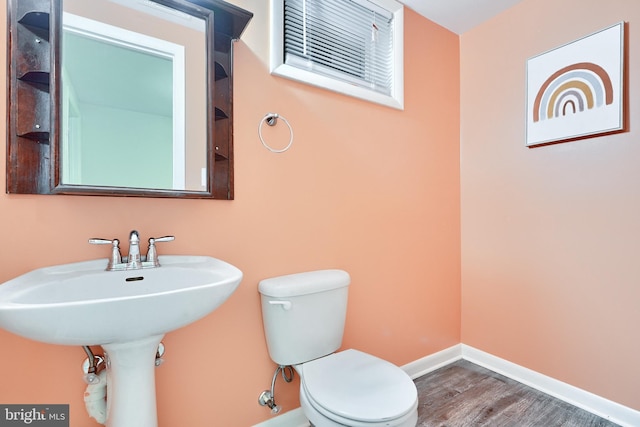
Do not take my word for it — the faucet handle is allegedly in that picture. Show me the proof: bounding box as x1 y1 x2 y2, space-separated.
89 238 122 270
88 238 116 245
151 236 175 244
146 236 175 267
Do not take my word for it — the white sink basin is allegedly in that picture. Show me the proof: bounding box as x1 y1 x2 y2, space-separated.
0 255 243 345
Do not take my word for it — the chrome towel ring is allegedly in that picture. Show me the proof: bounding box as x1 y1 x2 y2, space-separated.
258 113 294 153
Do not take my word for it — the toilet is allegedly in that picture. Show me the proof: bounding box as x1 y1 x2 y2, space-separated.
258 270 418 427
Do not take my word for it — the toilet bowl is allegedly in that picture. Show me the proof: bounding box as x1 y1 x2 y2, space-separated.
296 349 418 427
258 270 419 426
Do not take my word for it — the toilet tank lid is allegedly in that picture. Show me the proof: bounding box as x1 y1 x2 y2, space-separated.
258 269 350 297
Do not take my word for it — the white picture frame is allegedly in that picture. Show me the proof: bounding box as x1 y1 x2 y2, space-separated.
526 22 624 147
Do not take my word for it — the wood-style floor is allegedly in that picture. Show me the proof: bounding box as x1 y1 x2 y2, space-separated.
414 360 620 426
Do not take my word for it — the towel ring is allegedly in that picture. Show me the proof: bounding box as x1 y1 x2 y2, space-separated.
258 113 294 153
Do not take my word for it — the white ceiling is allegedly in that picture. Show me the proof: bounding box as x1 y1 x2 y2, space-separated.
399 0 526 34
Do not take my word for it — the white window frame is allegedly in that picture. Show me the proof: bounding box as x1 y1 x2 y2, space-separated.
270 0 404 110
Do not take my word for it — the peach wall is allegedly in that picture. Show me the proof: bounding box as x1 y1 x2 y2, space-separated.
0 1 460 426
461 0 640 411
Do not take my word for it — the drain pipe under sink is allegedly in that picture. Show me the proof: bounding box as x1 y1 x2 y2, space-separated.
84 370 108 424
80 342 166 424
82 346 107 424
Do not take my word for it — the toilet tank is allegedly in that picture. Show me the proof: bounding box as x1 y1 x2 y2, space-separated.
258 269 350 366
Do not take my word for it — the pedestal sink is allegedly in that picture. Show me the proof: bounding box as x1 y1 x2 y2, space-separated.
0 255 243 427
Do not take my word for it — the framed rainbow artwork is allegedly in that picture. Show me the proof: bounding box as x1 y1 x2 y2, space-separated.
526 22 624 146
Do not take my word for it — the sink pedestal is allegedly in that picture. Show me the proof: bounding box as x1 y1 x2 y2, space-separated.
103 334 164 427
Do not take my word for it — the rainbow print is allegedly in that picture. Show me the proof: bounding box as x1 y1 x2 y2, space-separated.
526 22 623 146
532 62 614 123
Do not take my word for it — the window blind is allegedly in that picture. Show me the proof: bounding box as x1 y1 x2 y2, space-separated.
283 0 394 96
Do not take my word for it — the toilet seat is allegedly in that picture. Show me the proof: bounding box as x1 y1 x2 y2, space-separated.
300 385 419 427
299 349 418 425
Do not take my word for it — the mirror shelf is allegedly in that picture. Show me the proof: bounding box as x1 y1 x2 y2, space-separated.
7 0 252 199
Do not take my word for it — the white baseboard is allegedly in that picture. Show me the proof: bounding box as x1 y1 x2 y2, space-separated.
253 344 640 427
401 344 463 379
461 345 640 427
251 408 308 427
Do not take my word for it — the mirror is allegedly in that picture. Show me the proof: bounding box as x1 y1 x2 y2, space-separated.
61 0 207 191
7 0 252 198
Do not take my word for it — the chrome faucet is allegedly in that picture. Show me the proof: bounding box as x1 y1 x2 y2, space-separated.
127 230 142 269
89 230 175 271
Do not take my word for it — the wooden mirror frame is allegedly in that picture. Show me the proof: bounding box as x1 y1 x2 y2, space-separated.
6 0 252 198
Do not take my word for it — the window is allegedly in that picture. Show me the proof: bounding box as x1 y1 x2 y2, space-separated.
270 0 404 110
